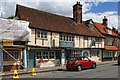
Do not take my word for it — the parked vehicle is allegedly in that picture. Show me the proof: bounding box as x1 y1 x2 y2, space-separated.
118 54 120 65
66 56 96 71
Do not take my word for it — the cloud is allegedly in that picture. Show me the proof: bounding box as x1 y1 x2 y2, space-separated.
0 0 119 2
83 11 118 30
118 16 120 32
0 1 119 31
0 1 118 17
0 1 93 17
37 2 73 17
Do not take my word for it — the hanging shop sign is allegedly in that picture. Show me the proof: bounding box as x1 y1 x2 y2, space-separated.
3 41 13 46
2 41 26 46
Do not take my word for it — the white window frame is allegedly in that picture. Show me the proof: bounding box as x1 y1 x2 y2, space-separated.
60 34 74 42
36 51 56 60
37 30 47 39
95 38 102 43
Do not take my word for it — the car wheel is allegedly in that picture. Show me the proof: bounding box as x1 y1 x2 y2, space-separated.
77 65 82 71
92 63 96 69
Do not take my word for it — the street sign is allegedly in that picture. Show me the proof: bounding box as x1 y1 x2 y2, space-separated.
3 41 13 46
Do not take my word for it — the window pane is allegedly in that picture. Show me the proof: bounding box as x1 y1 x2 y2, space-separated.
84 36 88 40
44 32 47 38
60 35 62 40
36 52 39 59
49 52 52 59
63 35 65 41
92 40 95 46
52 52 55 58
41 32 43 38
69 36 71 41
45 52 48 59
3 51 19 60
37 31 40 37
66 35 68 41
43 52 46 59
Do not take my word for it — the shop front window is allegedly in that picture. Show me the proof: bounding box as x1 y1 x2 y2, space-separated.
36 51 56 60
3 51 19 60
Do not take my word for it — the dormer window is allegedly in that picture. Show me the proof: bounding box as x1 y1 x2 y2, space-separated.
87 20 94 30
89 20 93 24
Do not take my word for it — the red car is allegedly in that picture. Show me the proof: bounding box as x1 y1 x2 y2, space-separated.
66 56 96 71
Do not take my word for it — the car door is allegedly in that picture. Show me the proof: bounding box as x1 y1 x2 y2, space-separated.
82 57 90 68
85 57 93 67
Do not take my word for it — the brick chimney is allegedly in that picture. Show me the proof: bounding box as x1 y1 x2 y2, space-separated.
102 16 108 26
73 2 82 23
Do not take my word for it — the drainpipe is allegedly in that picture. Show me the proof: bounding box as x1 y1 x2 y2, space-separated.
61 49 65 65
0 45 3 72
23 42 28 69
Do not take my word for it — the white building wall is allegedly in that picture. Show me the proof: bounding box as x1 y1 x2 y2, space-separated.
36 32 51 47
102 39 104 48
28 29 105 49
28 29 35 45
80 36 84 48
28 29 60 47
88 37 91 48
74 36 79 48
95 43 98 48
52 32 59 47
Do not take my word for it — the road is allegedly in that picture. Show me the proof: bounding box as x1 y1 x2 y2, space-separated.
2 62 120 79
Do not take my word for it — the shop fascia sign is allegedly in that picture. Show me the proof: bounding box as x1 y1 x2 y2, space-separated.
2 41 26 46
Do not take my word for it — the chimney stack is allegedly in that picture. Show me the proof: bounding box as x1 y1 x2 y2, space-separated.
73 1 82 23
112 27 116 32
112 27 119 34
102 16 108 26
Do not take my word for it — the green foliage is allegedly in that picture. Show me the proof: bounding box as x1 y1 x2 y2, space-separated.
7 15 15 19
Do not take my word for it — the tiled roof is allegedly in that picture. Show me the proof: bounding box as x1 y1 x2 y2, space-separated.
94 22 118 36
15 4 104 38
105 46 118 51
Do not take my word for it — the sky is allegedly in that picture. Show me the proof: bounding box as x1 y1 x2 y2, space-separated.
0 0 119 31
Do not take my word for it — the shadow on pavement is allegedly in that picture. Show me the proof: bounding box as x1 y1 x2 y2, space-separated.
56 68 95 72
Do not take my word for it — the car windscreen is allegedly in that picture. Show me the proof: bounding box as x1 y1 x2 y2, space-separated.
69 57 82 60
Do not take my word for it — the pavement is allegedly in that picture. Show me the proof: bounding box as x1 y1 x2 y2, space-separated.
0 60 117 77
